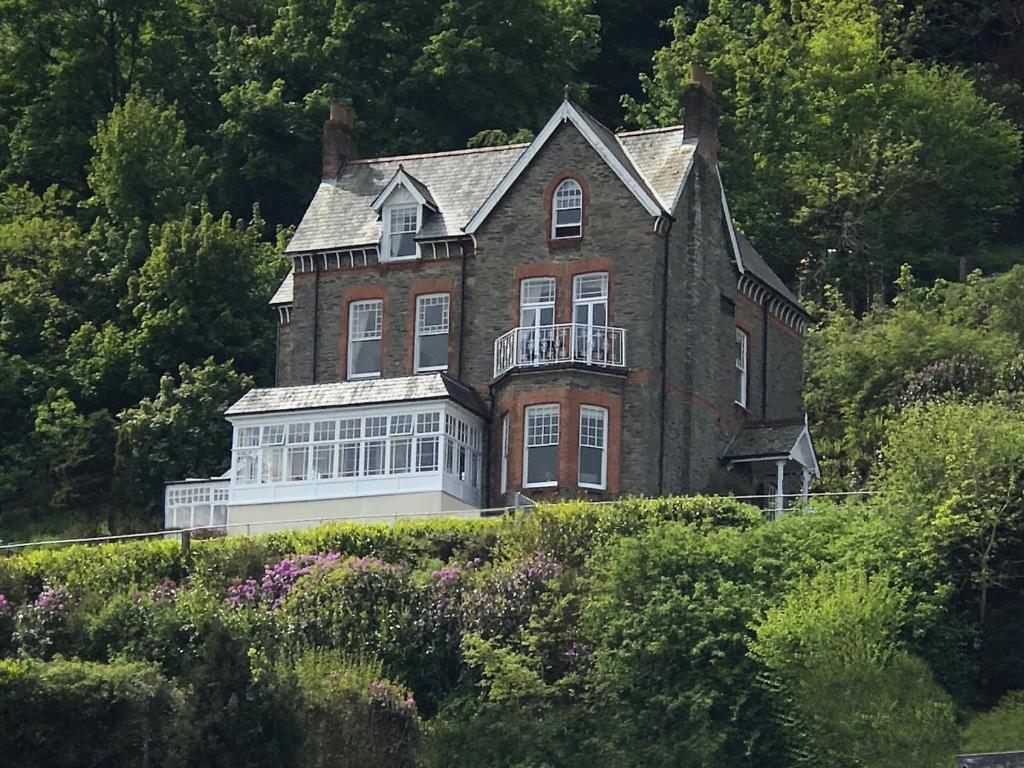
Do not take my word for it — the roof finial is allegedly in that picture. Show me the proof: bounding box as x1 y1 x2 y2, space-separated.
563 83 570 101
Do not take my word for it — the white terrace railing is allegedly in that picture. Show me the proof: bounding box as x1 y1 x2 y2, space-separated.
493 323 627 378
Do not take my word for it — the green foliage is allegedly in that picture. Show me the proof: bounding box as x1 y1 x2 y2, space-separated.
751 570 958 768
962 690 1024 753
804 268 1024 487
0 657 191 767
87 93 207 228
287 652 422 767
630 0 1022 295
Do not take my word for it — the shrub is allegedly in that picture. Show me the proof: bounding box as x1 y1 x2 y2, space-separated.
962 690 1024 753
13 584 76 659
286 652 422 768
0 657 191 767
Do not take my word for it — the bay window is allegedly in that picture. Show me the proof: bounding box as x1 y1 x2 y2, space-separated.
578 406 608 489
524 404 559 487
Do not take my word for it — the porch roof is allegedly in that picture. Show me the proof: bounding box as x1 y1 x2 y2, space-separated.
225 373 487 418
722 419 819 475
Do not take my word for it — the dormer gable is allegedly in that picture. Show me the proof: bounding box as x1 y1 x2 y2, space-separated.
372 166 438 262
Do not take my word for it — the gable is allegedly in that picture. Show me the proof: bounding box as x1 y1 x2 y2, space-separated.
464 100 666 234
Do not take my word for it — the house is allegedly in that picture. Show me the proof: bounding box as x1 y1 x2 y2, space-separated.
164 66 818 535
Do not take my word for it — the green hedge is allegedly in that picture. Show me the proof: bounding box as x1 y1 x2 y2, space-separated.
0 497 759 605
0 658 190 767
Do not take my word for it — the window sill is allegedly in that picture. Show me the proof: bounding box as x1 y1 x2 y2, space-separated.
348 372 381 381
524 481 558 489
579 482 606 491
415 366 449 374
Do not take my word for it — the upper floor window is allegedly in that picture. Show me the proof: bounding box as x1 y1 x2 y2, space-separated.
735 328 749 408
524 404 559 487
552 179 583 239
415 293 450 372
384 204 419 260
349 300 382 379
578 405 608 489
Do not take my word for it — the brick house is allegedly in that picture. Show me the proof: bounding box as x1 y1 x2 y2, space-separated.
164 68 818 534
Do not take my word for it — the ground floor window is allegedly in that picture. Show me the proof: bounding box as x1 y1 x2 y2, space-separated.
578 405 607 489
165 485 229 529
524 404 559 487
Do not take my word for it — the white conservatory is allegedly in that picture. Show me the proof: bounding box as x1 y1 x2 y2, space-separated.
164 374 487 535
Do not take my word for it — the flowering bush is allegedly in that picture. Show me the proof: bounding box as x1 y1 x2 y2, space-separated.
13 585 74 659
463 552 562 642
226 552 342 610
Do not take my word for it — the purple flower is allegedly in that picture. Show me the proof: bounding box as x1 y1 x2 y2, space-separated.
0 594 9 616
225 552 343 609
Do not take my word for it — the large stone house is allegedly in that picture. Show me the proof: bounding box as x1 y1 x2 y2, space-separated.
164 68 818 535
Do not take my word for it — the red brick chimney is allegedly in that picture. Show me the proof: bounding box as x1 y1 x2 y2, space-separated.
682 65 719 163
322 99 357 180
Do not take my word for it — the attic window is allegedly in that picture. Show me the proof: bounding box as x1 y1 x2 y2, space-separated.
385 204 419 260
552 179 583 239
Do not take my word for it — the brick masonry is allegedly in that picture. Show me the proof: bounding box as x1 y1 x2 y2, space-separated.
276 120 806 505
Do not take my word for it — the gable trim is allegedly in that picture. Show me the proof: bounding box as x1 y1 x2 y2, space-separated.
717 167 744 274
371 167 438 213
464 101 665 234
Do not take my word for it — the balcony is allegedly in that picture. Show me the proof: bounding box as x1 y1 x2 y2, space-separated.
493 323 627 378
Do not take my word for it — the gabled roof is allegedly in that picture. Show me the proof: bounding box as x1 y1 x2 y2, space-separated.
464 99 665 233
370 165 438 212
285 113 696 255
225 373 487 417
722 419 819 475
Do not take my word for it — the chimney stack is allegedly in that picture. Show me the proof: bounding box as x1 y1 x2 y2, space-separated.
322 98 357 180
682 65 719 162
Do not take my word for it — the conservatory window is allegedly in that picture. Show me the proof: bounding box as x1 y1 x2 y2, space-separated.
552 179 583 238
524 404 559 487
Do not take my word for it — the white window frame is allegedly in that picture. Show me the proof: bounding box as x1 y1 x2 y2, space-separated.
577 405 608 490
551 178 583 239
382 202 420 261
414 293 450 373
499 413 509 495
523 404 559 488
348 299 383 380
735 328 749 409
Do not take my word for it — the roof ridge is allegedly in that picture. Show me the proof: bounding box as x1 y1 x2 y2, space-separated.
349 142 530 165
616 124 686 137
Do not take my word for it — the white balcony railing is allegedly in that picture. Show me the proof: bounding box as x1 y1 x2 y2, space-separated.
493 323 627 378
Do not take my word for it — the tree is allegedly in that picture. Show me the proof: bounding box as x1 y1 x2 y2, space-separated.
875 400 1024 636
129 208 286 380
580 523 782 768
87 93 207 228
113 360 253 526
750 570 958 768
628 0 1021 298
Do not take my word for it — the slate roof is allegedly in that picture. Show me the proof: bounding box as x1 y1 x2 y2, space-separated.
225 373 487 417
285 120 697 255
721 423 807 460
269 270 293 306
735 232 801 308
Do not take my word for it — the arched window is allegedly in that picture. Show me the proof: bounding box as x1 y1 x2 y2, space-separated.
552 179 583 238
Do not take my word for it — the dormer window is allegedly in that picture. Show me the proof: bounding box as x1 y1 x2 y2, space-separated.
386 204 419 260
552 179 583 239
372 165 438 263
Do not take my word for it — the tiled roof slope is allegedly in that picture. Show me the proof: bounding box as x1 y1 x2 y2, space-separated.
225 373 487 417
285 125 696 255
722 423 806 460
735 231 801 308
269 270 293 306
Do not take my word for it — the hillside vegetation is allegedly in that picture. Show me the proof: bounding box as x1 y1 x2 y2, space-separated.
1 489 1023 766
